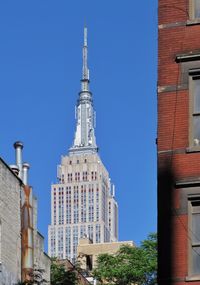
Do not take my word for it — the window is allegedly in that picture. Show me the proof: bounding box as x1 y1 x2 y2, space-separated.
66 187 72 224
88 225 93 241
73 226 79 262
73 187 79 223
50 228 56 257
65 227 71 260
75 172 80 181
191 0 200 19
174 56 200 149
91 171 97 180
81 185 87 222
189 72 200 147
61 174 64 183
86 255 93 271
80 225 86 238
96 224 101 243
67 173 73 183
83 171 88 181
193 77 200 145
189 199 200 276
57 227 64 259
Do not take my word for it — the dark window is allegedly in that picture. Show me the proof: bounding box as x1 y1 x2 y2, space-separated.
189 72 200 147
189 199 200 275
86 255 93 271
194 0 200 18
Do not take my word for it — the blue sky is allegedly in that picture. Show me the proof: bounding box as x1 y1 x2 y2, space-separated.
0 1 157 249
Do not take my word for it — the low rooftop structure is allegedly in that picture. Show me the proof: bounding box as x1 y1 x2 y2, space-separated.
77 237 134 272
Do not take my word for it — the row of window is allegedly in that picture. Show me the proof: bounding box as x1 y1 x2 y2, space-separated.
53 185 99 195
53 206 100 225
68 158 87 165
60 171 98 183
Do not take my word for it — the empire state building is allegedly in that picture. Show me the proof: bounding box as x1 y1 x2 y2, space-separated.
48 28 118 263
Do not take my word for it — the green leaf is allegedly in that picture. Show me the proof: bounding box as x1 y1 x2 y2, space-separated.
93 233 157 285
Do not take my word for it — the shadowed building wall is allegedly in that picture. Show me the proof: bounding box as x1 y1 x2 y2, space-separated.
158 0 200 284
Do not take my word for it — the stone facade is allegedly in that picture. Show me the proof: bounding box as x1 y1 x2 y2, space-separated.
77 237 134 271
0 158 22 284
48 152 118 263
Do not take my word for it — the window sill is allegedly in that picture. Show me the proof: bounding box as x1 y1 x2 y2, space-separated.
186 275 200 281
186 146 200 153
187 19 200 26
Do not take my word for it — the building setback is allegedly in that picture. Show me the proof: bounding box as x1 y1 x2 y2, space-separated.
48 27 118 263
158 0 200 284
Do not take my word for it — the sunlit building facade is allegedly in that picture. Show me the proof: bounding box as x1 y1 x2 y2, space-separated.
48 28 118 263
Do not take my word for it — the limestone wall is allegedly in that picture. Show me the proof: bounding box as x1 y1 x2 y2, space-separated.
0 158 22 284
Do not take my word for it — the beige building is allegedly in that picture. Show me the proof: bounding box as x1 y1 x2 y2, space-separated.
77 237 134 272
48 152 118 263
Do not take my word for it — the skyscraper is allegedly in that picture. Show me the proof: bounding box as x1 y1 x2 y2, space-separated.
48 28 118 263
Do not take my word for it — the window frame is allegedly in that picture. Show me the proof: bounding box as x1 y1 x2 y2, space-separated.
189 70 200 148
188 197 200 278
189 0 200 20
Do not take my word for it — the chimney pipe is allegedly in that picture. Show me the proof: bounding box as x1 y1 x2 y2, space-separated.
13 141 23 179
22 163 30 185
9 164 19 176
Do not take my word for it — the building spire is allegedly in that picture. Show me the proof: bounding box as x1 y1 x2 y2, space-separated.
84 25 87 46
82 26 89 91
69 27 98 155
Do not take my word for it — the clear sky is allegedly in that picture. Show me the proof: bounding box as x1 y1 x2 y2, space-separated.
0 1 157 249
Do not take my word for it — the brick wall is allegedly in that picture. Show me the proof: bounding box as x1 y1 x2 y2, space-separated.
158 0 200 284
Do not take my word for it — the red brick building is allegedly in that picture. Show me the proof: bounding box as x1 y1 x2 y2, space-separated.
158 1 200 284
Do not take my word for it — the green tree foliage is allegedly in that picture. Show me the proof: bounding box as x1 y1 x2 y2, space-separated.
50 261 78 285
93 233 157 285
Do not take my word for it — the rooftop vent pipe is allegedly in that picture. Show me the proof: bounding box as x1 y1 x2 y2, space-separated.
13 141 23 179
22 163 30 185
